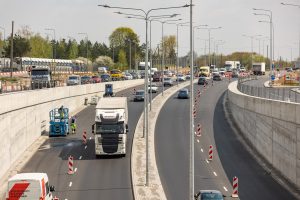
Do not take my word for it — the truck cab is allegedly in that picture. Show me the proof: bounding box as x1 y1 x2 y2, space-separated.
30 66 52 89
92 97 128 156
6 173 55 200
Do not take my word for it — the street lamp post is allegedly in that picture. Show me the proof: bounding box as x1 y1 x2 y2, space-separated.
78 32 89 71
281 2 300 60
153 18 182 96
118 13 179 111
99 3 189 187
45 28 56 73
253 8 273 72
242 34 262 69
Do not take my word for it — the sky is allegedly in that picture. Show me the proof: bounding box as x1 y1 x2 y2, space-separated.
1 0 300 61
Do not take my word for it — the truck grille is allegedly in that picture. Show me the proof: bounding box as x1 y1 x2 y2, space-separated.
98 136 123 153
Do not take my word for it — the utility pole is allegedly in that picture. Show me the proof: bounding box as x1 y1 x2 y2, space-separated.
10 21 14 78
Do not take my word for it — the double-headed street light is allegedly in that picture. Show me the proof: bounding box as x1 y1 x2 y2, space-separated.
151 18 182 96
98 3 189 187
281 2 300 59
253 8 273 71
116 13 179 111
78 32 89 71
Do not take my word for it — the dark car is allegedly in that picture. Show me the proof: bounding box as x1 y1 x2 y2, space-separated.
198 77 208 85
177 88 189 99
92 75 101 83
81 76 92 84
134 90 145 102
194 190 225 200
100 74 111 82
130 72 139 79
153 71 163 82
140 72 145 79
212 74 222 81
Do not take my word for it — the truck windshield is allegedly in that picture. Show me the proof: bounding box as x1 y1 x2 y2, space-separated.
96 123 124 134
31 70 49 76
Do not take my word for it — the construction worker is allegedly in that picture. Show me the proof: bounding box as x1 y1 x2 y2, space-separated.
58 105 64 119
71 115 77 134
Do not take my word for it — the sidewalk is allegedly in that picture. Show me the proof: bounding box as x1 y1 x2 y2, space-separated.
131 81 194 199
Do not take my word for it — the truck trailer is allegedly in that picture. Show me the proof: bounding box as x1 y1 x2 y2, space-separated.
252 62 266 75
92 97 128 156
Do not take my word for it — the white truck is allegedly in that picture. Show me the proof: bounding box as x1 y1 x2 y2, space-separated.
252 62 266 75
92 97 128 156
224 61 241 72
6 173 55 200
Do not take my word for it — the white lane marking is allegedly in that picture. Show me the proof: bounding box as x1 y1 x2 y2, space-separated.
223 186 228 192
65 199 68 200
74 168 77 172
213 172 217 176
201 148 203 152
85 145 87 149
89 137 92 140
205 159 209 164
197 139 200 143
79 156 82 160
69 182 72 187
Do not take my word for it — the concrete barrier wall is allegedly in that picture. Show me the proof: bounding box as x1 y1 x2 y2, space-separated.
0 80 143 179
228 81 300 187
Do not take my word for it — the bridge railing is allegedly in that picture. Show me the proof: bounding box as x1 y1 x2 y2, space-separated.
237 76 300 103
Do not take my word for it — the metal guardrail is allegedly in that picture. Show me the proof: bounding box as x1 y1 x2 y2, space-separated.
237 76 300 103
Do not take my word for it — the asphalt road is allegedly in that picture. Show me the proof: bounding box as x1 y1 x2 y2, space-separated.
20 83 164 200
155 79 296 200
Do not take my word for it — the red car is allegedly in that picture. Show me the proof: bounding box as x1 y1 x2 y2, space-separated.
92 75 101 83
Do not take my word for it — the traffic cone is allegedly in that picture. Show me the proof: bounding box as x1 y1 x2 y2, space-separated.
68 156 74 175
232 176 239 198
208 145 213 161
82 130 87 145
196 123 202 137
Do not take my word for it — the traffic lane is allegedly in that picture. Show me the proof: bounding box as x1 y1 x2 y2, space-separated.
214 92 296 200
20 85 144 200
155 81 228 200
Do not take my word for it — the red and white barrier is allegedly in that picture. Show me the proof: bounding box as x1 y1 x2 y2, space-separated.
197 89 201 98
82 131 87 145
196 124 202 136
53 196 59 200
232 176 239 198
68 156 74 175
193 106 196 118
133 88 136 94
0 71 29 77
208 145 213 161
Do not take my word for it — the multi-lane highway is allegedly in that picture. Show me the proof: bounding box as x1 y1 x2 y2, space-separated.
20 85 161 200
155 78 296 199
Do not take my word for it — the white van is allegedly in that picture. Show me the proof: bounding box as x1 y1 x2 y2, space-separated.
67 74 81 86
6 173 55 200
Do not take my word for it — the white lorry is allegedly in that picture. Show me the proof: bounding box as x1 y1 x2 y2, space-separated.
224 61 241 72
92 97 128 156
6 173 55 200
252 62 266 75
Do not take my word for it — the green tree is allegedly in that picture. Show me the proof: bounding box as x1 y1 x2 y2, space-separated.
162 35 176 60
4 34 31 57
117 49 127 70
28 34 52 58
109 27 140 66
66 39 78 59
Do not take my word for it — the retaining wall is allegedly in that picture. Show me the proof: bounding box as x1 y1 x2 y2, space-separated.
0 80 143 179
227 81 300 187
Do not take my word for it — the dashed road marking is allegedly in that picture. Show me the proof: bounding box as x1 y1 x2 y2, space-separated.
213 172 217 176
69 182 72 187
85 145 87 149
205 159 209 164
89 137 92 140
79 156 82 160
201 148 203 152
197 139 200 143
74 168 77 172
223 186 228 192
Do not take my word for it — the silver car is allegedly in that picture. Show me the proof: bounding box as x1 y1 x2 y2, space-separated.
134 90 145 101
